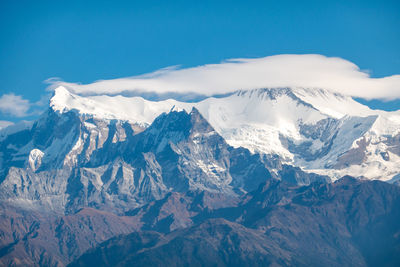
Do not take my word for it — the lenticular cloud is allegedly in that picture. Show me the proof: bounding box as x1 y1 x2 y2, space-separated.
47 54 400 100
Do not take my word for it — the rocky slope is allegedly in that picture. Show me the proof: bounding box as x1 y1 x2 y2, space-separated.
0 189 238 266
0 204 141 266
70 177 400 267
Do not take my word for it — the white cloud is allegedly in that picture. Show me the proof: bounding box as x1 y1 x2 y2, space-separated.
0 93 31 117
48 54 400 100
0 93 49 118
0 120 14 129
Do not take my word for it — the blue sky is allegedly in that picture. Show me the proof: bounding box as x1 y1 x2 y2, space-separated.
0 0 399 123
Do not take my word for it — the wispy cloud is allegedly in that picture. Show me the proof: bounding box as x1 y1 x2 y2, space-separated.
0 93 31 117
47 54 400 100
0 93 49 118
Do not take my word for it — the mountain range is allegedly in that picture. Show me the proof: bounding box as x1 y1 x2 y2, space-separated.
0 86 399 266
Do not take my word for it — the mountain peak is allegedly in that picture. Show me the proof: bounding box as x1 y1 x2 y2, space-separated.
142 107 218 149
51 85 73 101
50 86 78 113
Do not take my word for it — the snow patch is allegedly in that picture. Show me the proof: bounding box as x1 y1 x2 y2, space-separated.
29 149 44 171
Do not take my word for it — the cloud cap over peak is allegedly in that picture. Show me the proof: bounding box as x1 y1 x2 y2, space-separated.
48 54 400 100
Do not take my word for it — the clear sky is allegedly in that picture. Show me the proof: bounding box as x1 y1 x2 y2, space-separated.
0 0 399 123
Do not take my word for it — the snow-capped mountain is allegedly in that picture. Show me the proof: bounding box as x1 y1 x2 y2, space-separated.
1 85 399 214
49 86 400 181
1 86 400 266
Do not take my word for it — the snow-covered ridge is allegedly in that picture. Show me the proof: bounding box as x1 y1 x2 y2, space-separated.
51 86 399 118
50 86 400 136
44 86 400 181
50 86 192 124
